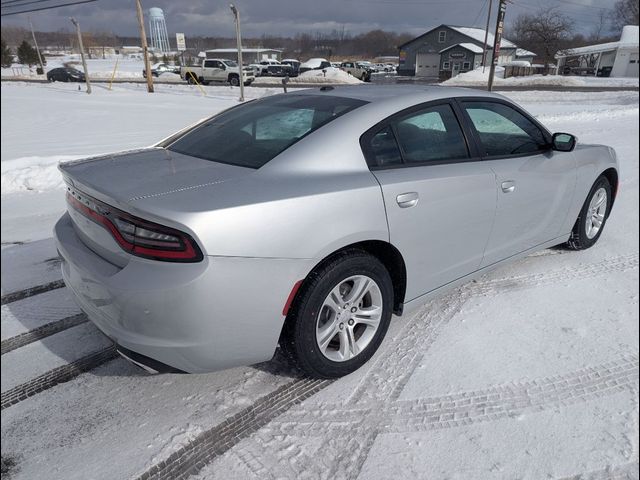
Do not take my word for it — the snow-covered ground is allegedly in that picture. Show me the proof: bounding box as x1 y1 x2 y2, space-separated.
1 82 638 480
444 66 640 88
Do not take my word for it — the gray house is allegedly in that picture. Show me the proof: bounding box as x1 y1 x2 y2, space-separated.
398 24 518 78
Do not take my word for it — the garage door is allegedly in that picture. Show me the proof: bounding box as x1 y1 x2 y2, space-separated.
625 52 639 77
415 53 440 77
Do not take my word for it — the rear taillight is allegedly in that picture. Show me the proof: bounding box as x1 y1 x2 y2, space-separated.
66 189 203 262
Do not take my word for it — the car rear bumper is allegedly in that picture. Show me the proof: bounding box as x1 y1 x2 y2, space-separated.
54 212 313 373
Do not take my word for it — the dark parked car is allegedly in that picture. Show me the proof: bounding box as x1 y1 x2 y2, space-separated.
47 67 85 82
256 59 296 77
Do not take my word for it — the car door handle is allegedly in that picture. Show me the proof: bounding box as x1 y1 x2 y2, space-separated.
396 192 419 208
501 181 516 193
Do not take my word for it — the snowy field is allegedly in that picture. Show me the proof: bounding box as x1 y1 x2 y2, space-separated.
1 82 638 479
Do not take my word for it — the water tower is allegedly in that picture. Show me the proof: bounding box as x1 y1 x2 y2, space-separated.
148 7 170 53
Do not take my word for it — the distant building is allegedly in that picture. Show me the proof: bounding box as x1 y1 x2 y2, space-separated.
121 46 143 56
555 25 639 78
204 48 282 63
398 24 520 78
515 48 537 64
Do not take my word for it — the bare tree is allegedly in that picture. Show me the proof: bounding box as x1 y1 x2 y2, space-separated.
611 0 639 31
512 8 574 69
590 10 609 42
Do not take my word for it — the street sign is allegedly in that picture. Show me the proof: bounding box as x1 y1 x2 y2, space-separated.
176 33 186 51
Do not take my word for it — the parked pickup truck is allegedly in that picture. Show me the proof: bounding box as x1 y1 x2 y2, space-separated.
180 58 255 86
340 61 371 82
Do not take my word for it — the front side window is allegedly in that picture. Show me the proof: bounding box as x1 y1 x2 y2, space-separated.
168 95 366 169
223 60 238 67
462 101 548 157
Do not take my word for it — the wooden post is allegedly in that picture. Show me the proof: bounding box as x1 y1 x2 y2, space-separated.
481 0 493 71
488 0 507 92
135 0 154 93
70 18 91 94
28 18 45 75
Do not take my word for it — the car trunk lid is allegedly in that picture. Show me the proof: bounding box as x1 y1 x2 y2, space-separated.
59 147 253 266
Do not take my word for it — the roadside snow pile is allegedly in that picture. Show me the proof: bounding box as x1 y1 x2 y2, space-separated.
445 66 640 87
0 155 83 194
297 67 362 84
444 66 505 84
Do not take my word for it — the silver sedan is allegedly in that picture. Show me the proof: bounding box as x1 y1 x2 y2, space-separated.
54 85 619 378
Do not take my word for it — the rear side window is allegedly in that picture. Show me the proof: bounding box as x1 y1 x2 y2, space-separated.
462 101 548 157
168 95 366 169
367 103 469 168
395 105 468 164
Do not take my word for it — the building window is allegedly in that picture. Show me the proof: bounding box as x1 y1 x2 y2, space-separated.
438 31 446 43
463 61 471 70
443 62 450 70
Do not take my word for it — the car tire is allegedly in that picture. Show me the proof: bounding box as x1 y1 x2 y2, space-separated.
229 75 240 86
280 249 393 379
565 175 612 250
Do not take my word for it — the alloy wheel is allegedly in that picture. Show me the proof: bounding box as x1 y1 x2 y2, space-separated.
586 187 607 239
315 275 383 362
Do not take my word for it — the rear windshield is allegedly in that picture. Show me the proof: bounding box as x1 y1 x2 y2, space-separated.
167 94 367 169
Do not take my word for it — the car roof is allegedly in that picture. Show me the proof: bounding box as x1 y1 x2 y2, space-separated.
290 84 505 104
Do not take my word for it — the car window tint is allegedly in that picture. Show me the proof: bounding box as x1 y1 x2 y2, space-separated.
250 109 315 140
168 94 367 169
369 126 403 167
462 101 548 156
394 104 468 164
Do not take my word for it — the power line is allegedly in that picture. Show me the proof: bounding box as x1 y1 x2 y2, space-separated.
471 0 490 27
2 0 74 8
0 0 96 16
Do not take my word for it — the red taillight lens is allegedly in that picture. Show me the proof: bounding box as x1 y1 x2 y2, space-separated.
66 190 203 262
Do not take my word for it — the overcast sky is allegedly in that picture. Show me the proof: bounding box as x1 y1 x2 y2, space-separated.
1 0 617 38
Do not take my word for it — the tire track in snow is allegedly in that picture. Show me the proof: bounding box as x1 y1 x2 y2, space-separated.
267 354 638 437
557 462 638 480
227 355 637 480
1 313 87 355
0 279 65 305
348 253 638 405
135 378 331 480
471 253 639 297
0 345 118 410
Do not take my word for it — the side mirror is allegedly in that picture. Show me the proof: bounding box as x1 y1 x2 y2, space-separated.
552 132 576 152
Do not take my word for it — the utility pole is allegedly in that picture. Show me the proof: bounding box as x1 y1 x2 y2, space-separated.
230 3 245 102
487 0 507 91
481 0 493 72
135 0 154 93
70 17 91 94
28 18 45 75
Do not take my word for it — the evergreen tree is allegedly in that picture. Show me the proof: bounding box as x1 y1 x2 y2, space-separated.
1 38 13 68
16 40 43 67
162 53 169 64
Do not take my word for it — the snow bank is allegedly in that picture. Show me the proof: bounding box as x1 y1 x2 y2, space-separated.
297 67 362 84
445 66 640 87
0 155 83 194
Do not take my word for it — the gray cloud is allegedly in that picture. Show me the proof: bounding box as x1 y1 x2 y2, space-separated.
1 0 618 37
